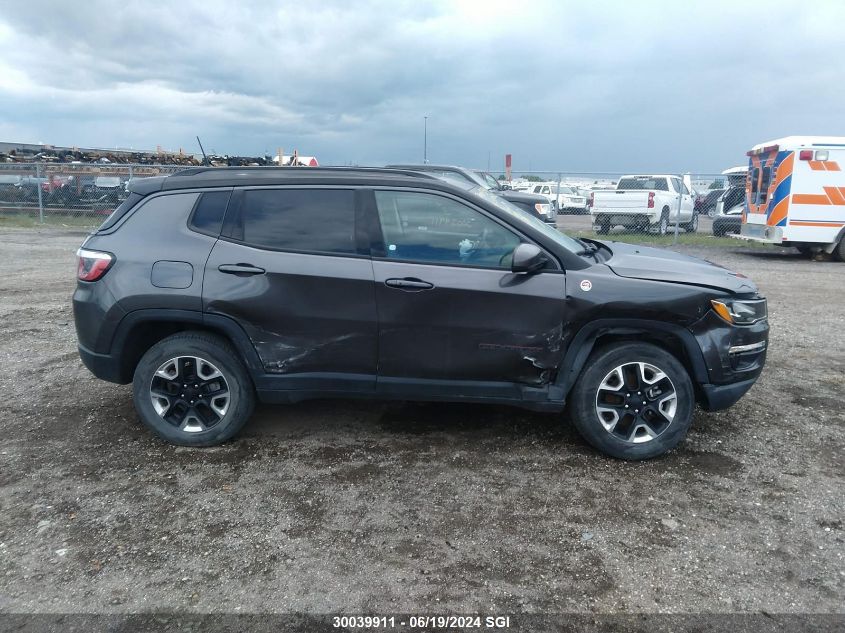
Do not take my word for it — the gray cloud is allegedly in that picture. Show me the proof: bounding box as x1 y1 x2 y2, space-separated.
1 0 843 172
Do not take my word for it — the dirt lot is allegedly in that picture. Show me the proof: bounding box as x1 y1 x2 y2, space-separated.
0 227 842 621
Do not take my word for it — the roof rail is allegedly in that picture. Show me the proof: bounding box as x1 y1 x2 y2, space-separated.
167 166 437 180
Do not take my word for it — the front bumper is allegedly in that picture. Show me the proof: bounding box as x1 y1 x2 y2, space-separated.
699 377 759 411
689 310 769 410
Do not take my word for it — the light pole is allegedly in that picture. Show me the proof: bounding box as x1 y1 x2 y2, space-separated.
423 116 428 164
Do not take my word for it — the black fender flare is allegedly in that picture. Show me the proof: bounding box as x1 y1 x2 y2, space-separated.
554 318 709 397
107 308 264 380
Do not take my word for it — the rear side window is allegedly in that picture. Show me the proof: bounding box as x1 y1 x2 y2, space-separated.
239 189 356 254
189 190 231 236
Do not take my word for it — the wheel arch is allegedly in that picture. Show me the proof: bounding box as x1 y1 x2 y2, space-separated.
108 309 263 383
555 319 709 402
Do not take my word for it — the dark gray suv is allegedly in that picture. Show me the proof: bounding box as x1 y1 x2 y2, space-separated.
73 167 768 460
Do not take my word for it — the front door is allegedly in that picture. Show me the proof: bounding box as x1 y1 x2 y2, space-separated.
368 189 568 396
203 187 377 392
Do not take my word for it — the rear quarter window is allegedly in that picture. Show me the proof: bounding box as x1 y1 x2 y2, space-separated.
189 190 231 236
96 192 143 232
119 192 201 232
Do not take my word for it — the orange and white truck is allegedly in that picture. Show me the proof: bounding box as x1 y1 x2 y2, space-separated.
737 136 845 260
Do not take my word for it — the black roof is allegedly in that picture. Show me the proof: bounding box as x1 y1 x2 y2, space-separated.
128 166 440 195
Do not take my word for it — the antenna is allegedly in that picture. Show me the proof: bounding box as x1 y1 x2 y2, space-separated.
196 136 208 165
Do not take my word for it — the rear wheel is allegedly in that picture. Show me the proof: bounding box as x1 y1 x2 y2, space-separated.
651 209 669 235
132 332 255 446
596 219 610 235
683 211 699 233
834 237 845 262
569 343 695 460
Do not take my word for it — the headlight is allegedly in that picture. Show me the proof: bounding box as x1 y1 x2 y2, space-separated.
711 298 767 325
535 202 553 217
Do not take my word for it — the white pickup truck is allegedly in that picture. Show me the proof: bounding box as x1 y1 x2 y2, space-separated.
590 175 697 234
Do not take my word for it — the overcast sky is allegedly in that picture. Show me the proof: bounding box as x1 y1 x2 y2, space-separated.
1 0 843 173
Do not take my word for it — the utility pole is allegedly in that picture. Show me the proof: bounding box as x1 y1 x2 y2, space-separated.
423 116 428 164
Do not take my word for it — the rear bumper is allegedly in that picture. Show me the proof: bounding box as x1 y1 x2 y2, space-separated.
736 222 783 244
78 343 127 384
591 211 658 224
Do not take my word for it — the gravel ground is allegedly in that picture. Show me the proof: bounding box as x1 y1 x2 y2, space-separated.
0 227 842 620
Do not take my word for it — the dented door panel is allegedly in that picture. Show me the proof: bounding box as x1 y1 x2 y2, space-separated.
203 239 378 384
372 260 568 385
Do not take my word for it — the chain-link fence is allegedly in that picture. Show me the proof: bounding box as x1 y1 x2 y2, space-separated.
0 163 745 245
0 163 190 227
501 170 742 244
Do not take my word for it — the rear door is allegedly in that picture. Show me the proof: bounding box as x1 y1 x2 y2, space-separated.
367 188 567 397
203 187 377 392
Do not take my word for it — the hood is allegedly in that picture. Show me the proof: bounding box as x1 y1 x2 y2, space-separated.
600 240 758 294
500 190 548 204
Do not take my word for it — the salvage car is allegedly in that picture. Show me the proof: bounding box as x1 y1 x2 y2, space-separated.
73 167 768 460
712 201 743 236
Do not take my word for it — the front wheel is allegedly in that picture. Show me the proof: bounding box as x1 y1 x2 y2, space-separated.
132 332 255 446
683 212 699 233
568 343 695 460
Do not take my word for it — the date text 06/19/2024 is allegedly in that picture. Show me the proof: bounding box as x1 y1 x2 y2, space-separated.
331 615 512 629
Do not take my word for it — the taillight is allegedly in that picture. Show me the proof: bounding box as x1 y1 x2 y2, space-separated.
76 248 114 281
647 191 655 208
589 192 595 207
798 149 813 161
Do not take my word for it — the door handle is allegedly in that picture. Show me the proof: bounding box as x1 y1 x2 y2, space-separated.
384 277 434 291
218 263 266 276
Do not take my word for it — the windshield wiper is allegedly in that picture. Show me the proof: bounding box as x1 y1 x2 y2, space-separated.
576 239 599 257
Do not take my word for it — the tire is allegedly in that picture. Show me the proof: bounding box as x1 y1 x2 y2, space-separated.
834 237 845 262
596 219 610 235
132 331 255 446
568 342 695 460
683 211 699 233
651 209 669 235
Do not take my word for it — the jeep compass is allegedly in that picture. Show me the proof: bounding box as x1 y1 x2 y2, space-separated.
73 167 768 460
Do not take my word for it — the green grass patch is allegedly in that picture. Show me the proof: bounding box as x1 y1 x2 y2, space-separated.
0 214 100 229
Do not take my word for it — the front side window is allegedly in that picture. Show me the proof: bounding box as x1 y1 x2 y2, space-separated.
239 188 355 254
374 190 520 268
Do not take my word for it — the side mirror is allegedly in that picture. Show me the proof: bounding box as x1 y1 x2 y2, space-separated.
511 243 547 274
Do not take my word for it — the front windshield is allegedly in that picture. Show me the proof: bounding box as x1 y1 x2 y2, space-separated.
552 185 575 195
